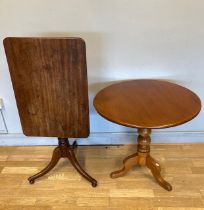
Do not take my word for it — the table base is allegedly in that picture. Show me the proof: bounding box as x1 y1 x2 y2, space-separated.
110 129 172 191
28 138 97 187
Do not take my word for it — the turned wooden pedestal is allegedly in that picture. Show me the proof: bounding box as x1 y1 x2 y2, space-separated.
110 129 172 191
94 80 201 191
28 138 97 187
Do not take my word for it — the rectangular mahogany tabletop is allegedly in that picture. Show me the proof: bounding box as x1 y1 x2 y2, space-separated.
4 37 89 138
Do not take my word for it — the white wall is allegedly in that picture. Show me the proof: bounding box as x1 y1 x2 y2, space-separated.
0 0 203 142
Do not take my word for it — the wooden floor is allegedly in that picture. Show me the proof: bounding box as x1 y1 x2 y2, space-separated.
0 144 204 210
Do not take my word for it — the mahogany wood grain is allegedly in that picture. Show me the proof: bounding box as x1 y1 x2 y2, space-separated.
94 80 201 129
4 37 97 187
4 37 89 138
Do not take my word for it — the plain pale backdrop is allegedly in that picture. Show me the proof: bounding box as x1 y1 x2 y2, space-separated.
0 0 203 144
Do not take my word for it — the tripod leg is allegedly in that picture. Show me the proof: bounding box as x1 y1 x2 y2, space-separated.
28 147 61 184
110 153 139 178
67 148 97 187
146 155 172 191
148 156 161 171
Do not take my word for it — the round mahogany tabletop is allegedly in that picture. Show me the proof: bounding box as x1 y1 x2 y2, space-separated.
93 80 201 129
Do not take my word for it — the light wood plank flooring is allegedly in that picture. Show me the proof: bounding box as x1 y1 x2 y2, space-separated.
0 144 204 210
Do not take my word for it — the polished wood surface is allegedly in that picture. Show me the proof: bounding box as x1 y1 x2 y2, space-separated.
4 37 97 186
94 80 201 129
94 80 201 191
1 144 204 209
111 129 172 191
4 37 89 138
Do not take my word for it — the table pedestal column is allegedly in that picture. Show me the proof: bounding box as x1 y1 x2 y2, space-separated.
110 128 172 191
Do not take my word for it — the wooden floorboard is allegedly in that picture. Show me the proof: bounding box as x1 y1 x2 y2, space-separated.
0 144 204 209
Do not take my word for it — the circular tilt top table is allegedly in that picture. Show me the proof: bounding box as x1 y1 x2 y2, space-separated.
94 80 201 191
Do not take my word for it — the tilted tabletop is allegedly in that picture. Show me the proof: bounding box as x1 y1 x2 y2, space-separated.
94 80 201 129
